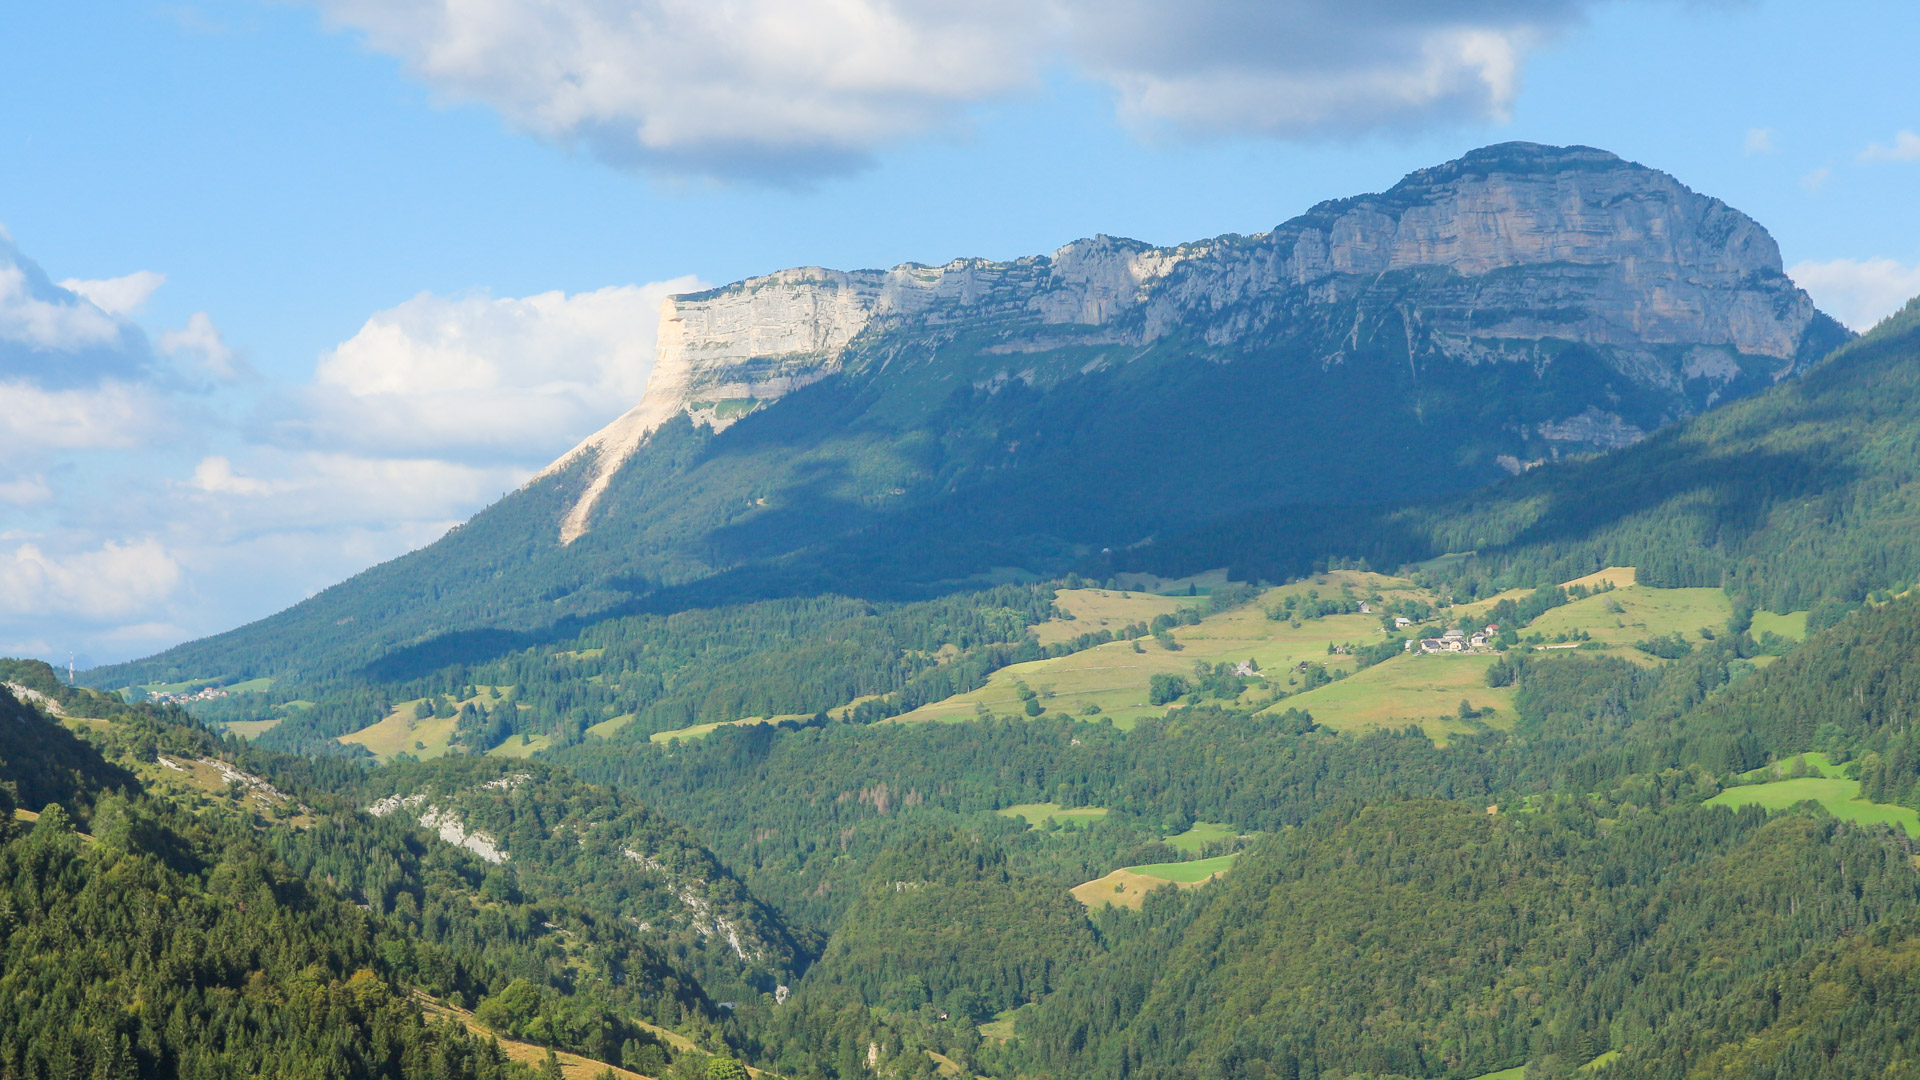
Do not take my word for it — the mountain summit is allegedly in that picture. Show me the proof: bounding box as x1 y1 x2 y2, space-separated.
104 143 1847 683
541 142 1836 544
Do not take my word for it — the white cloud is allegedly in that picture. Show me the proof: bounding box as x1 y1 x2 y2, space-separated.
59 270 167 317
0 379 173 452
188 455 285 497
1744 127 1775 155
1801 166 1832 193
280 278 700 460
1861 131 1920 162
0 263 126 352
161 311 250 381
308 0 1612 178
176 447 530 534
1790 258 1920 332
0 538 183 620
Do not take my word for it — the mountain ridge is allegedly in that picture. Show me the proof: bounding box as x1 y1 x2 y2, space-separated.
93 142 1848 687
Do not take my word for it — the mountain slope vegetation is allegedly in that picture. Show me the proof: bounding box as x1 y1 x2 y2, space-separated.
1142 298 1920 610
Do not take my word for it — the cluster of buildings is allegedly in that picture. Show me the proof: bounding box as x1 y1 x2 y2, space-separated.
151 686 230 705
1415 624 1501 654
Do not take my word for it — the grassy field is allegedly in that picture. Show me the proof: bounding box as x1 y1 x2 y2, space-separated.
1708 776 1920 836
647 715 815 744
488 733 552 758
337 699 460 762
1525 584 1732 658
1128 854 1238 882
1270 652 1517 739
1166 821 1237 853
996 803 1110 828
415 994 652 1080
1032 588 1189 647
1751 609 1809 640
978 1008 1022 1043
893 571 1425 728
1738 752 1851 781
1071 854 1239 910
586 714 635 739
220 718 282 739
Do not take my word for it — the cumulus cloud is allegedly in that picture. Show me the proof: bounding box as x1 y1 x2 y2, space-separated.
161 311 251 381
0 263 127 354
0 538 183 620
1744 128 1775 155
188 455 285 497
1861 131 1920 163
276 277 700 461
1790 258 1920 332
59 270 167 317
0 231 153 386
309 0 1615 179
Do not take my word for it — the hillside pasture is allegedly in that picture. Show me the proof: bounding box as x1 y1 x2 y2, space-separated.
337 699 460 762
1167 821 1237 853
1750 609 1809 640
1032 588 1189 646
997 803 1109 828
893 572 1427 728
1128 854 1238 883
1707 776 1920 836
647 715 814 744
1271 652 1517 739
586 713 635 739
488 733 552 758
1524 584 1731 658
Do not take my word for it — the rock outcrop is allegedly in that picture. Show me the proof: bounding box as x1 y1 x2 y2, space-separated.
539 143 1837 544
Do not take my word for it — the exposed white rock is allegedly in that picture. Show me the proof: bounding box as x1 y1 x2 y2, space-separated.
365 792 506 863
366 793 427 818
417 805 507 864
3 683 61 715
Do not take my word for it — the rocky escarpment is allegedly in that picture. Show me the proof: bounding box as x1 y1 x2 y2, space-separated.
539 142 1841 542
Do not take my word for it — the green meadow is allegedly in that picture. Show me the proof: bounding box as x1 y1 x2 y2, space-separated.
1708 772 1920 836
996 803 1110 828
1166 821 1237 853
1126 854 1238 883
892 571 1430 728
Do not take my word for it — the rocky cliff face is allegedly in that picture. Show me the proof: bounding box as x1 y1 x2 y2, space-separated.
541 143 1836 543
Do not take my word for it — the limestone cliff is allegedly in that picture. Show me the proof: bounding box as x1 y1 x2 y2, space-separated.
539 142 1837 543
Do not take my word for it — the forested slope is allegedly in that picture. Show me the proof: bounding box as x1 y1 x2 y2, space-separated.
1010 800 1920 1080
1143 298 1920 610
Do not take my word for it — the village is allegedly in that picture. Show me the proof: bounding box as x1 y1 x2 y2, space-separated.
1411 621 1502 655
148 685 231 706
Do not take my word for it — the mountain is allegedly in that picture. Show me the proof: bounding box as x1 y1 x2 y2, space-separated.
96 142 1846 687
1131 296 1920 610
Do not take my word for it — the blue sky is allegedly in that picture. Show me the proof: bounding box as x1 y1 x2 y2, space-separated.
2 0 1918 666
